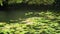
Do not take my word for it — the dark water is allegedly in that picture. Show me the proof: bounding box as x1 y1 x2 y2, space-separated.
0 10 38 23
0 11 6 22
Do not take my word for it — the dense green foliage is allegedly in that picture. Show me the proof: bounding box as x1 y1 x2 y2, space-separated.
8 0 23 4
8 0 55 5
0 10 60 34
0 0 3 6
27 0 55 5
0 0 55 6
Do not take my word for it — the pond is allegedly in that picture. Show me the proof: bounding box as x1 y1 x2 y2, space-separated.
0 9 41 23
0 9 60 23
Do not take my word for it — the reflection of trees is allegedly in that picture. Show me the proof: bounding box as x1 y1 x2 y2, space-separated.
2 0 8 7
